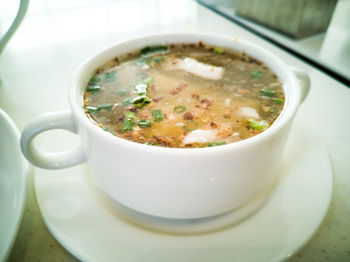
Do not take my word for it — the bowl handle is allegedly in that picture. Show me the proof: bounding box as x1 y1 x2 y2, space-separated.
0 0 29 54
290 67 311 104
20 111 85 169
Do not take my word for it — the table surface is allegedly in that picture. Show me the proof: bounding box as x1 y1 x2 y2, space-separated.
1 0 349 261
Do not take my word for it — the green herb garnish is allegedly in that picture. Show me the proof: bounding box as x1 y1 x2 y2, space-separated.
173 105 186 114
120 112 135 133
86 84 101 92
152 109 164 122
125 111 135 120
85 104 113 113
122 97 133 106
85 106 99 113
121 119 134 133
183 121 198 131
136 73 154 85
208 141 226 147
140 45 169 56
138 119 151 128
261 88 276 97
103 71 116 82
272 98 284 104
132 81 152 108
132 95 152 108
136 56 163 67
135 60 149 67
213 47 224 54
102 127 110 132
89 76 101 84
151 56 162 63
97 104 113 111
142 76 154 85
247 118 265 131
250 71 264 79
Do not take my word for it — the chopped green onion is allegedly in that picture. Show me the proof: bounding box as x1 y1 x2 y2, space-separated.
152 109 164 122
142 76 154 84
125 111 135 120
86 84 101 92
118 89 128 96
103 71 116 82
214 47 224 54
97 104 113 111
132 95 152 108
120 112 136 133
145 142 156 146
183 121 198 131
89 76 101 84
85 106 99 113
247 118 265 131
132 78 153 108
272 98 284 104
151 56 162 63
102 127 110 132
85 104 113 113
138 119 151 128
208 141 226 147
135 60 149 67
261 88 276 97
173 105 186 114
140 45 169 56
250 71 264 79
136 74 154 85
122 97 133 106
120 119 134 133
136 57 162 67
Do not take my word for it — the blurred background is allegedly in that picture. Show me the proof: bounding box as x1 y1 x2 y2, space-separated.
198 0 350 84
1 0 349 84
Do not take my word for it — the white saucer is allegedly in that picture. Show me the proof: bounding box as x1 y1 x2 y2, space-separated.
35 122 333 262
0 109 27 261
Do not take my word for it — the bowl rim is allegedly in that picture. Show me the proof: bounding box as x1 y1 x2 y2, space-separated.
69 32 301 154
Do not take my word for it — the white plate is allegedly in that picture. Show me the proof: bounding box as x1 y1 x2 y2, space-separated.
0 109 27 261
35 122 333 262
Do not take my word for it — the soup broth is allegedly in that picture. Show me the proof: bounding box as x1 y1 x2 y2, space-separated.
83 42 284 148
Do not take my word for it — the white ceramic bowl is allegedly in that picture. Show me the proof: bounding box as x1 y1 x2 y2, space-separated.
21 33 310 219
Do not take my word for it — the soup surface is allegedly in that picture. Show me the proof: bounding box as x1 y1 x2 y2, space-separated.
83 42 284 148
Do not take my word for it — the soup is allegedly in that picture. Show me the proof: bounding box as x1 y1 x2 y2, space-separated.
83 42 284 148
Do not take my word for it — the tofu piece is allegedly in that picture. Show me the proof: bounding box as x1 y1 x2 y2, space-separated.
183 129 218 144
237 107 260 119
166 57 224 80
